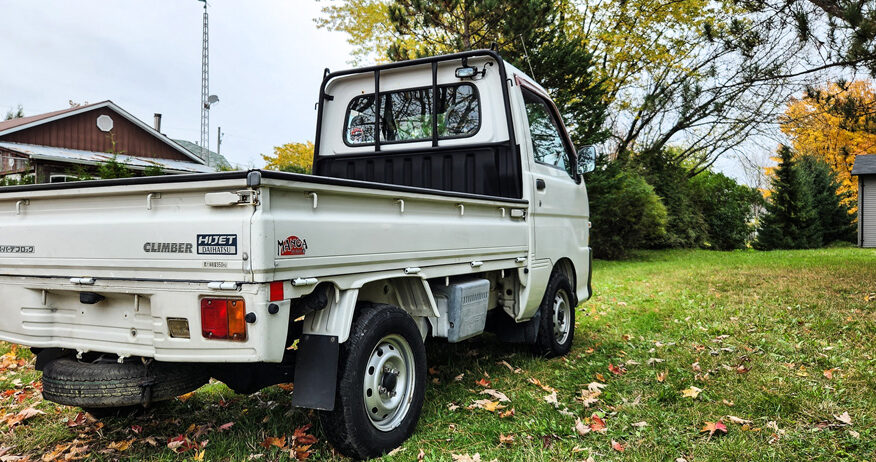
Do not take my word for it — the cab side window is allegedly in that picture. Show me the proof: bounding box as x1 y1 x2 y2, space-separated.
522 88 574 179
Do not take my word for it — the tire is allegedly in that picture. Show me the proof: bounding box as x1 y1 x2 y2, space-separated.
533 271 576 357
41 358 209 409
318 303 427 459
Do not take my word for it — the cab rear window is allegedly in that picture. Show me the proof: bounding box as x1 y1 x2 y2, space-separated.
344 83 480 145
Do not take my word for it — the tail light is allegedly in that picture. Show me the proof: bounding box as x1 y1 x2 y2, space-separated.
201 298 246 341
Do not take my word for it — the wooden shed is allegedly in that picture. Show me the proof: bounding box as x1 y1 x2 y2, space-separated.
0 101 211 183
851 154 876 248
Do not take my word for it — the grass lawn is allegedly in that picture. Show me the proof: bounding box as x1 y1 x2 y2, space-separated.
0 248 874 461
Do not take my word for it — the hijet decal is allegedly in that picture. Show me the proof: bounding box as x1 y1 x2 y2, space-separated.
278 235 307 256
197 234 238 255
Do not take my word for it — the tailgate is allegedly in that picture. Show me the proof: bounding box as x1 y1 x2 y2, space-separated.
0 176 255 282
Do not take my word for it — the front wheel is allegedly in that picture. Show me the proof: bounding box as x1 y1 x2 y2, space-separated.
534 272 576 357
318 303 426 459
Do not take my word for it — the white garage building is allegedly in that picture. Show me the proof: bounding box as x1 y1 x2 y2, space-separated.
851 154 876 248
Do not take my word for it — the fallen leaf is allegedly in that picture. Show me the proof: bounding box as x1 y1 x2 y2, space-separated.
428 366 440 376
647 358 665 365
130 424 142 434
727 415 752 425
611 440 625 452
657 370 667 382
701 421 728 438
260 436 287 449
587 382 606 392
498 408 515 418
480 389 510 402
475 378 491 388
528 377 557 393
823 368 838 380
498 434 514 445
849 429 860 438
218 422 234 432
723 399 734 407
736 365 750 374
543 391 559 408
631 421 648 428
590 414 607 433
451 453 482 462
834 412 852 426
608 363 626 375
107 439 134 452
177 391 196 402
277 383 295 392
447 403 460 411
691 362 701 372
292 424 318 445
681 386 702 399
418 448 426 460
468 399 503 412
595 372 605 382
497 360 522 374
193 450 205 461
574 418 591 436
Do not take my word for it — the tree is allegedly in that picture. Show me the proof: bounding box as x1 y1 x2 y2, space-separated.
4 105 23 120
690 170 762 250
262 141 314 174
755 146 822 249
318 0 816 174
795 155 857 244
630 149 706 248
96 155 133 179
587 156 668 259
781 80 876 210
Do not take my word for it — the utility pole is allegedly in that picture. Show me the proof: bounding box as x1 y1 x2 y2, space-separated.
198 0 219 168
199 0 209 165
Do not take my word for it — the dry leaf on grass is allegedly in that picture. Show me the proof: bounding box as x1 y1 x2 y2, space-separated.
823 368 838 379
574 418 591 436
590 414 607 433
657 370 668 382
631 421 648 428
834 412 852 426
611 440 625 452
480 389 510 402
107 439 134 452
528 377 557 393
681 386 702 399
475 378 491 388
498 434 514 445
701 421 728 439
543 391 559 408
498 408 515 418
727 416 752 425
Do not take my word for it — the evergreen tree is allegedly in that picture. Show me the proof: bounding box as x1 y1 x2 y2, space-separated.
795 155 857 244
755 146 822 249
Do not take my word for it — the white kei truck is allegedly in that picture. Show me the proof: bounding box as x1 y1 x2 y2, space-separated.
0 50 594 459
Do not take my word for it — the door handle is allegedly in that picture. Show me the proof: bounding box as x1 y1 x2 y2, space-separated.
536 179 546 190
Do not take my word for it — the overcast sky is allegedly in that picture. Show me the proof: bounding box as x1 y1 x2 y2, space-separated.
0 0 354 168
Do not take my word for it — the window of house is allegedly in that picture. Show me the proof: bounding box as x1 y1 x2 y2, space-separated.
522 88 574 179
344 83 480 145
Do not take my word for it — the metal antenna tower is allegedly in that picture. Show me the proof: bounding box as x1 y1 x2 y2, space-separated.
199 0 210 165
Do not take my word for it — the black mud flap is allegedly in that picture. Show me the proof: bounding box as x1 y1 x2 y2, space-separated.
291 334 339 410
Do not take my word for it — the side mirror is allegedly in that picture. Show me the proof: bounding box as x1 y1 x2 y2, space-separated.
577 145 597 174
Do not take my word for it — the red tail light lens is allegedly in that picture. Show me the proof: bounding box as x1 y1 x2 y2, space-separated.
200 298 246 341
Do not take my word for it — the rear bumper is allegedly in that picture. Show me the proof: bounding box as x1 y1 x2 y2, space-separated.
0 276 291 363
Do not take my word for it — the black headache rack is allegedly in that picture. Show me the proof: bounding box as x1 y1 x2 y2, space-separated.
312 49 524 200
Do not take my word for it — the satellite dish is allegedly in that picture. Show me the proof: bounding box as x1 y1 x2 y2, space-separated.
208 95 220 105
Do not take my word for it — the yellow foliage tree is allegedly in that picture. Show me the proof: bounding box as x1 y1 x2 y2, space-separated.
780 80 876 208
262 141 314 174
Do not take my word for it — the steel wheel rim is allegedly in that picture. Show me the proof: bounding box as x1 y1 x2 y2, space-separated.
552 289 571 344
362 334 415 432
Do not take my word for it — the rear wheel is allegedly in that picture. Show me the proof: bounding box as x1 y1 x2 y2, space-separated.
534 272 576 357
318 304 426 459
